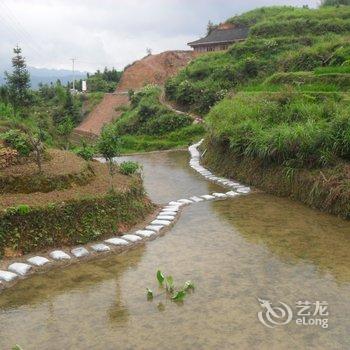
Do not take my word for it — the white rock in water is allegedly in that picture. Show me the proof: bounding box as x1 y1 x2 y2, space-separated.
160 210 177 216
212 193 227 198
91 244 110 252
151 219 172 226
27 256 50 266
8 262 32 276
190 196 204 202
201 194 216 200
71 247 90 258
49 250 71 260
157 215 175 221
135 230 155 238
122 234 142 242
105 237 129 246
163 206 180 212
0 270 18 282
169 201 184 206
177 199 193 204
146 225 164 232
236 187 251 193
226 191 239 197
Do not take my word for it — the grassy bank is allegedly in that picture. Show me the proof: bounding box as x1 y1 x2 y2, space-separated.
0 148 156 258
0 175 154 258
107 85 205 153
164 5 350 217
203 137 350 219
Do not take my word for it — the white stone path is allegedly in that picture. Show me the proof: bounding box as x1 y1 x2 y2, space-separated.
0 139 250 287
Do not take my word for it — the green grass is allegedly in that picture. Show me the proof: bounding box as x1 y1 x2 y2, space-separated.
106 84 204 153
206 91 350 168
119 124 205 154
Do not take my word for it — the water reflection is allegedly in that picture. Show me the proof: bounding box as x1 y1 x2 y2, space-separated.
212 195 350 284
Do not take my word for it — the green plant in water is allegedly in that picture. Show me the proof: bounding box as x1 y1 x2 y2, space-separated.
12 345 23 350
147 269 195 303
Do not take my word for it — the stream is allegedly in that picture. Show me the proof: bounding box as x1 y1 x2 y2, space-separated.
0 150 349 349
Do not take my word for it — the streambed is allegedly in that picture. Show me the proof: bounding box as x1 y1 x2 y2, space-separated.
0 151 349 349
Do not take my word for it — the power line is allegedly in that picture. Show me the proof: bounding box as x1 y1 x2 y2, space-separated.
0 0 45 60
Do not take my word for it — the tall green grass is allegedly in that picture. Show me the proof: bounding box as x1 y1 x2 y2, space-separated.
206 92 350 168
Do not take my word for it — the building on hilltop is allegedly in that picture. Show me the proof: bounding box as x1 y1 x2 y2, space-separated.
188 23 249 52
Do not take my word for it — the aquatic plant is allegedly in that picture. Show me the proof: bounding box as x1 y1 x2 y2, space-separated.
146 269 195 303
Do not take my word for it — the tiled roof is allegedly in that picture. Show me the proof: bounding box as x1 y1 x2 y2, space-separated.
188 26 249 47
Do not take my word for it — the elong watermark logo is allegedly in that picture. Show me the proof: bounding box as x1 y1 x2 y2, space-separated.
258 298 329 329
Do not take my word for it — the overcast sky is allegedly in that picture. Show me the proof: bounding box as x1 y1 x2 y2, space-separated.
0 0 318 72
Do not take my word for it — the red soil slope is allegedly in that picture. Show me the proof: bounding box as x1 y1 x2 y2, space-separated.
74 50 196 137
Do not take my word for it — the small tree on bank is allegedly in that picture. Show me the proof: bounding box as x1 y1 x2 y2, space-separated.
5 46 31 116
97 128 121 192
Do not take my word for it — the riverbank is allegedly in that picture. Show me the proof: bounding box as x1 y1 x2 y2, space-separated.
202 136 350 219
0 142 249 292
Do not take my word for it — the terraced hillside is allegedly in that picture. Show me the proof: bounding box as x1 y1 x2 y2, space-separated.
165 5 350 218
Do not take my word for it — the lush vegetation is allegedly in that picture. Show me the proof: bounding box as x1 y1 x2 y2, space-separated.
166 4 350 217
207 92 350 168
0 178 154 257
74 67 122 93
107 84 205 153
166 6 350 114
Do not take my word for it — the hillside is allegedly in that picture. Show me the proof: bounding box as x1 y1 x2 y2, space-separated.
166 5 350 218
74 50 196 137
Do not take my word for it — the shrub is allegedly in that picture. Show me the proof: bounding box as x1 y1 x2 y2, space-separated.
119 161 140 175
74 142 95 161
1 129 32 156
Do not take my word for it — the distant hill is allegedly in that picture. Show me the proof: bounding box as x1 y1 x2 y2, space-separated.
0 66 88 89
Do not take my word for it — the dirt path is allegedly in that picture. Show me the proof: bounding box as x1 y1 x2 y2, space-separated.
74 50 197 138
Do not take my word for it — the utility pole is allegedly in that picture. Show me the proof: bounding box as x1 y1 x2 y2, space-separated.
71 58 76 91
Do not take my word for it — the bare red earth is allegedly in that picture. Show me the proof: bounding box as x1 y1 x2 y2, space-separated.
74 50 196 137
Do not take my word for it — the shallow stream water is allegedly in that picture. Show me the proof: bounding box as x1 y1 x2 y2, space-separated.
0 151 349 349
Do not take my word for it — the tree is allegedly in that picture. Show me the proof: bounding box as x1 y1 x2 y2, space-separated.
320 0 350 5
97 127 121 192
0 86 9 106
207 20 218 35
5 45 31 116
57 117 74 149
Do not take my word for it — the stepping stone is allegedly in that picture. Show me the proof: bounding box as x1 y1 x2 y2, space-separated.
236 187 251 194
160 210 177 216
105 237 129 246
177 199 193 204
49 250 71 260
91 244 110 252
190 196 204 202
8 262 32 276
169 201 184 206
135 230 155 238
122 234 142 242
151 219 172 226
226 191 239 197
157 215 175 220
27 256 50 267
71 247 90 258
213 193 227 198
163 206 180 212
146 225 164 232
0 270 18 282
201 195 215 200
